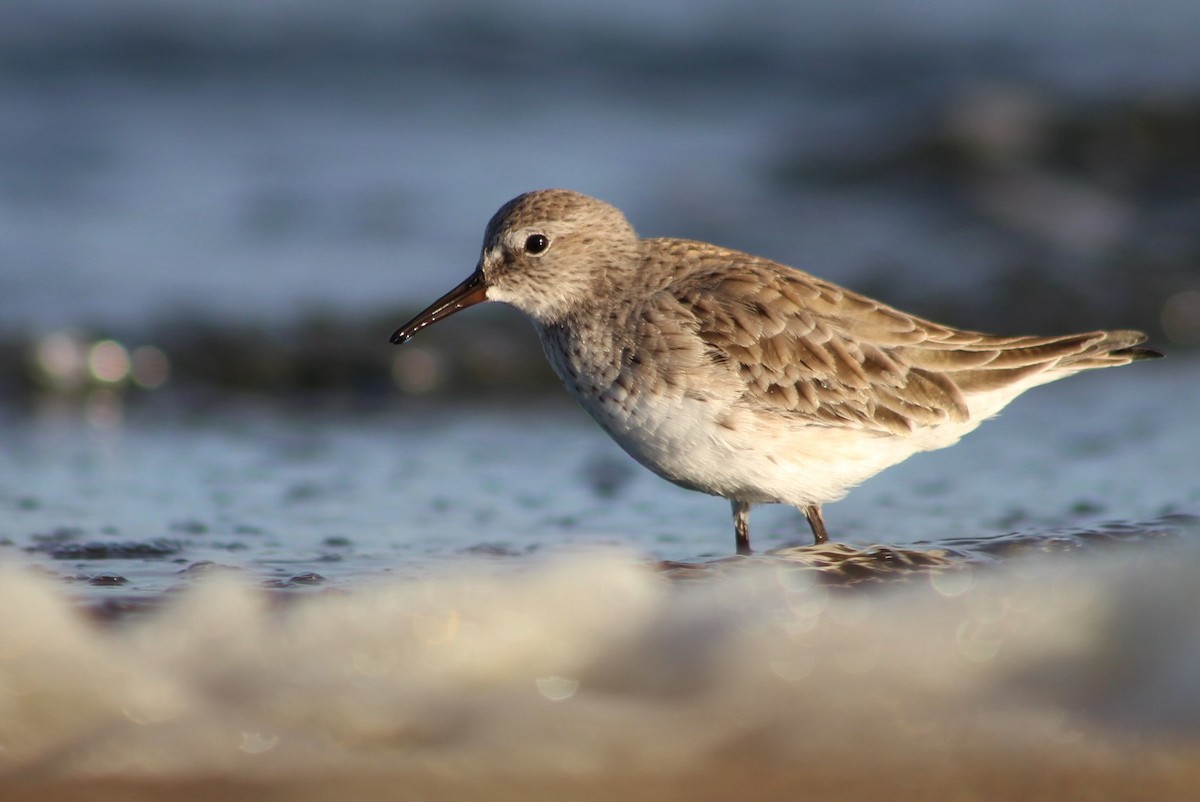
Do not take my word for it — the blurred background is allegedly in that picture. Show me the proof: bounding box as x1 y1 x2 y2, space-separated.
2 0 1198 409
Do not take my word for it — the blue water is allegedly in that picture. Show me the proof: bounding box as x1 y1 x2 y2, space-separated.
3 0 1199 334
5 358 1196 597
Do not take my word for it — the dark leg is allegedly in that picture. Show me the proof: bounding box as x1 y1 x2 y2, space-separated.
804 504 829 545
731 500 752 556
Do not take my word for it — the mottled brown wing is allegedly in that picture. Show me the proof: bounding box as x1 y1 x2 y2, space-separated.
653 246 1144 436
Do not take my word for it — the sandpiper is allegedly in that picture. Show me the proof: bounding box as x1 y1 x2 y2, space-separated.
391 189 1161 555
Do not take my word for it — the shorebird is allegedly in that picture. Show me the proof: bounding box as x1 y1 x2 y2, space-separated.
391 189 1161 555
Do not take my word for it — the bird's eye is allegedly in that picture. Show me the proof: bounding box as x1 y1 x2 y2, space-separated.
523 234 550 255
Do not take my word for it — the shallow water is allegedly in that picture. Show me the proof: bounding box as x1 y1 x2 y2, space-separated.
3 356 1197 599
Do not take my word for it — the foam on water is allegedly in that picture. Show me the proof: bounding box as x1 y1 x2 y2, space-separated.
2 539 1200 799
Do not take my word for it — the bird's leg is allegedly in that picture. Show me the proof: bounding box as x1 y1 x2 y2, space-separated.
804 504 829 545
732 500 752 556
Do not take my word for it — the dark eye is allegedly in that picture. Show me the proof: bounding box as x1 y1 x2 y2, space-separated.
523 234 550 255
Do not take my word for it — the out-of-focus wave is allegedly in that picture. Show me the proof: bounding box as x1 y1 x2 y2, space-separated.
2 542 1200 800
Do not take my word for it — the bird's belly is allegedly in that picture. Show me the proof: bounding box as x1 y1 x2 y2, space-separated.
568 382 927 508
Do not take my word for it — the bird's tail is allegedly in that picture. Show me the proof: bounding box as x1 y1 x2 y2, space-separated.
1059 329 1164 370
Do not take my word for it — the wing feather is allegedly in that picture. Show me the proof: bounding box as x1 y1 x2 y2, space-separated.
637 240 1157 437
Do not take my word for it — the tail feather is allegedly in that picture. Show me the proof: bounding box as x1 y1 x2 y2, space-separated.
1111 346 1165 362
926 327 1160 402
1060 330 1164 370
938 328 1162 420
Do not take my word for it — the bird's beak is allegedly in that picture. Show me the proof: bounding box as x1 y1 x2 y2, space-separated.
390 271 489 344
